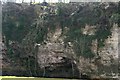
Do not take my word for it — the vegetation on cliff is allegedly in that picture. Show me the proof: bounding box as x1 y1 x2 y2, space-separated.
2 2 119 78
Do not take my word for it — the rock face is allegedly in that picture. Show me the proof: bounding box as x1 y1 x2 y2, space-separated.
78 24 119 78
2 2 119 79
38 43 80 78
37 27 80 78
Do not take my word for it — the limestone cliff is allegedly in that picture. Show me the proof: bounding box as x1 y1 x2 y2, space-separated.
2 2 119 79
